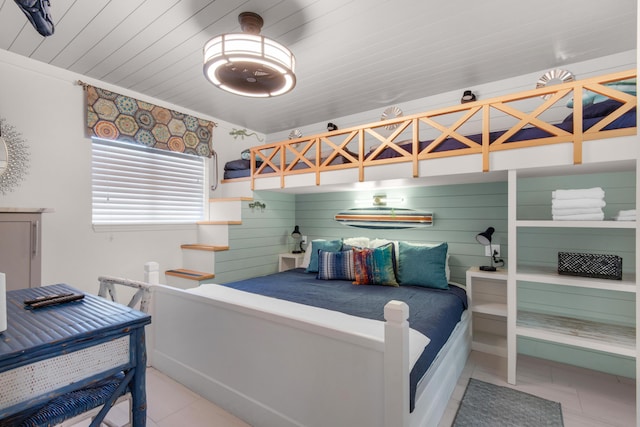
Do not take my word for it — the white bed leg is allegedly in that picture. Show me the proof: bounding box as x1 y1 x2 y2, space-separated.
384 300 410 427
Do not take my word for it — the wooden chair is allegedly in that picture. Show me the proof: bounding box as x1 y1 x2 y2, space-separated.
70 276 153 426
9 275 153 427
98 275 153 314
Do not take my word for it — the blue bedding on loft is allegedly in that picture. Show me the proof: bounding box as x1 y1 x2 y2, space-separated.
223 99 636 179
218 268 468 411
373 100 637 159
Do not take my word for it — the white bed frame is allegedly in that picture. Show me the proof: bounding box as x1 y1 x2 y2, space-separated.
149 274 471 427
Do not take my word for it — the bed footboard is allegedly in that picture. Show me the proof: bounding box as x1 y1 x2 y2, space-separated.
150 284 414 427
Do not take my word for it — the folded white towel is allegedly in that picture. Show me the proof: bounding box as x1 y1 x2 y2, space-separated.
552 187 605 200
551 207 605 216
553 212 605 221
552 198 606 209
616 209 636 217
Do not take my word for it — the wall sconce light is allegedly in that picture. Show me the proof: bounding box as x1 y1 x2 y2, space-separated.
355 194 405 206
461 90 476 104
372 194 404 206
249 201 266 211
291 225 304 253
475 227 504 271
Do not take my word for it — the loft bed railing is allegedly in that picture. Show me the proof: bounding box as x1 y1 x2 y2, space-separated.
248 70 637 190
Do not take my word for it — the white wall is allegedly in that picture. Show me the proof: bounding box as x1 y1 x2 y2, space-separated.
0 49 254 293
210 120 265 198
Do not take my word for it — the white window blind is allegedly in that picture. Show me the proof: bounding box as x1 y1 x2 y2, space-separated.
92 138 205 225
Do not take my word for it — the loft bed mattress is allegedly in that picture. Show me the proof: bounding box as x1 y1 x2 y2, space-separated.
203 268 468 411
223 99 636 179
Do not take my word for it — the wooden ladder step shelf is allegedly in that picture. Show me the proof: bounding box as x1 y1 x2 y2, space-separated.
165 269 215 281
180 244 230 251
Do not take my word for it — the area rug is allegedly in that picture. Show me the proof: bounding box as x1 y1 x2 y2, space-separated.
452 378 564 427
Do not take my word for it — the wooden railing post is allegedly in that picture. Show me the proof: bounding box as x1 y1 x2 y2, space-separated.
482 104 490 172
572 86 584 165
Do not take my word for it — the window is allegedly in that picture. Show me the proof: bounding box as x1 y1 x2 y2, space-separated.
92 138 205 225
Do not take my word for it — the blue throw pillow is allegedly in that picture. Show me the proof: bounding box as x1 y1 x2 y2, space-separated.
305 239 343 273
317 249 355 280
566 79 636 108
562 99 625 123
397 241 448 289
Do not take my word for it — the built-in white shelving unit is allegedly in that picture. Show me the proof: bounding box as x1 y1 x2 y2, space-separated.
506 165 639 418
467 267 508 357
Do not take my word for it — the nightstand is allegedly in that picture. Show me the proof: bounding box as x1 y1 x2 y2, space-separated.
466 267 508 357
278 253 305 272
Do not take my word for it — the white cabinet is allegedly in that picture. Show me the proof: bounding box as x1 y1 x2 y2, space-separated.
467 267 508 357
278 253 305 272
506 168 638 392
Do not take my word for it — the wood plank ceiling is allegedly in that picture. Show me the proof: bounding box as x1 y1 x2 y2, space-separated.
0 0 636 135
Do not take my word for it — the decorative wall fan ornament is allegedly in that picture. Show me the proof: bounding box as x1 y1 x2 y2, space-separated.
288 129 302 139
535 69 575 99
380 106 403 130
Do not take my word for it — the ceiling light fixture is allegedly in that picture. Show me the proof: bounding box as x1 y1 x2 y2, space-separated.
203 12 296 98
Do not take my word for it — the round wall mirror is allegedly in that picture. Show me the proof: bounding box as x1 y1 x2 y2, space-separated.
0 119 29 194
0 136 7 174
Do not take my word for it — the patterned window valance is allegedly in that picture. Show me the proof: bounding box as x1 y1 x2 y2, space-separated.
83 83 216 158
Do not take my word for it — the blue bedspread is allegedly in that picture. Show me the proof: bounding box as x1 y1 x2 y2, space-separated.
219 268 468 411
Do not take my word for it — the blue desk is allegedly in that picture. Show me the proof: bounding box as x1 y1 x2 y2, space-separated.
0 284 151 426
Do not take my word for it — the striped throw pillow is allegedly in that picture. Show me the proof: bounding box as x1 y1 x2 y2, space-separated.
317 249 355 280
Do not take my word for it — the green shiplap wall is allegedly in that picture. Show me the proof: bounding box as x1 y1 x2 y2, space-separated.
295 181 509 285
213 191 295 283
219 170 635 377
516 170 636 377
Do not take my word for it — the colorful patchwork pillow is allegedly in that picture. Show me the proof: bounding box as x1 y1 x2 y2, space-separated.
397 241 448 289
317 249 355 280
352 243 398 286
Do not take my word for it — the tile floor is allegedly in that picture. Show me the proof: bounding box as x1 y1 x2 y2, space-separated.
439 351 636 427
75 351 635 427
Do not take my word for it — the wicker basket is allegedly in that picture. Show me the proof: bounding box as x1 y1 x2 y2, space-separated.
557 252 622 280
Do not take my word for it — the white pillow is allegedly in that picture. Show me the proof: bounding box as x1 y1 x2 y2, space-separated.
343 236 370 248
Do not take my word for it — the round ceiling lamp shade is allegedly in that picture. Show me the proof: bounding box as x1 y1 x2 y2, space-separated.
203 12 296 98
